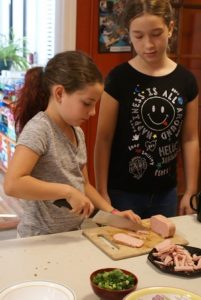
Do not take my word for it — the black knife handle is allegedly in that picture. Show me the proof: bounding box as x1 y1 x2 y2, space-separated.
53 199 72 209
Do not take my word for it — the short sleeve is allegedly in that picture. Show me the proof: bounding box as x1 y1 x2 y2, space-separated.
104 64 124 102
17 118 49 155
186 71 199 102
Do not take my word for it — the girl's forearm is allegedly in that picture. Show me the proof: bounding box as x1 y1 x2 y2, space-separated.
182 139 200 194
4 175 73 201
94 139 111 195
84 182 113 212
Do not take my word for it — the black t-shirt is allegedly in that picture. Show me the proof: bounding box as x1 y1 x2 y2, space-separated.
105 63 198 192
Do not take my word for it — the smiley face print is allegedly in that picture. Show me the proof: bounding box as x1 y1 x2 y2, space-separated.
141 96 175 131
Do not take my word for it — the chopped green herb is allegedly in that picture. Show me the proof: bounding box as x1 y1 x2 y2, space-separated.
93 269 135 290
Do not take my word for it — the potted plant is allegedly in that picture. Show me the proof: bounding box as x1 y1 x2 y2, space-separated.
0 32 29 72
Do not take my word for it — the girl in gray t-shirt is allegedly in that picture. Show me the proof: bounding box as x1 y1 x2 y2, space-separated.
4 51 141 237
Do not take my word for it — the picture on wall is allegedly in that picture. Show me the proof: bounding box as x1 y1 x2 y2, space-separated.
99 0 131 53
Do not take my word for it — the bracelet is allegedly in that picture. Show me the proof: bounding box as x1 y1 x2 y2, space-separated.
111 208 119 215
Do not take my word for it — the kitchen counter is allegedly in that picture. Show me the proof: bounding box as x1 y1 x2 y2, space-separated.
0 214 200 299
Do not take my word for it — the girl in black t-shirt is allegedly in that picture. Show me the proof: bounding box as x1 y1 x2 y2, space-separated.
94 0 199 218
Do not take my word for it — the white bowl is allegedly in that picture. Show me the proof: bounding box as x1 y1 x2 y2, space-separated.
0 281 75 300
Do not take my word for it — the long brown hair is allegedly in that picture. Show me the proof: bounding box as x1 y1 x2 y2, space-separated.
123 0 174 29
14 50 103 133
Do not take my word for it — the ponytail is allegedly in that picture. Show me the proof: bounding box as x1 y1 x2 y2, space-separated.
14 67 49 134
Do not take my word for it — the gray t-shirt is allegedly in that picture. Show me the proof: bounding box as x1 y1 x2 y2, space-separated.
17 111 87 237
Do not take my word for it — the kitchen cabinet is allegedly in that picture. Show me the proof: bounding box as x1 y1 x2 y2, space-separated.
170 1 201 195
183 0 201 5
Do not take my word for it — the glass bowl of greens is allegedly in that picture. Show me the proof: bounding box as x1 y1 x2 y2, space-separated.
90 268 138 300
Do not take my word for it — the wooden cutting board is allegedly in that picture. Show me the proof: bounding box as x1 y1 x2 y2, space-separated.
82 219 188 260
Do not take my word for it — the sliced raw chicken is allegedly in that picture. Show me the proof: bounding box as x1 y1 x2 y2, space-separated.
113 233 144 248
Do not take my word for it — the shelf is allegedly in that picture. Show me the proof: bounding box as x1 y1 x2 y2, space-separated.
0 99 16 108
0 132 16 145
0 132 16 173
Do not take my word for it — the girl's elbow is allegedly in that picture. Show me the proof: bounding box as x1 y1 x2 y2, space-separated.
3 179 16 196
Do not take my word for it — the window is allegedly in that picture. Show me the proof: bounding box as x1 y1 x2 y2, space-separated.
0 0 77 66
26 0 56 65
0 0 10 38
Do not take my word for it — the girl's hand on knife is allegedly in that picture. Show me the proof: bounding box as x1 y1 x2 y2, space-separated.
113 209 141 224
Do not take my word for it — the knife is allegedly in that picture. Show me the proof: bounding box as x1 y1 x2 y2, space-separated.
53 199 72 209
92 210 148 232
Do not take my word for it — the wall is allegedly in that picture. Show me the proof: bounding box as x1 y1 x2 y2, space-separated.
76 0 132 184
55 0 77 52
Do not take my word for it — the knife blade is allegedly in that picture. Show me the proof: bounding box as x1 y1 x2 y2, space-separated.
92 210 148 232
0 214 18 218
